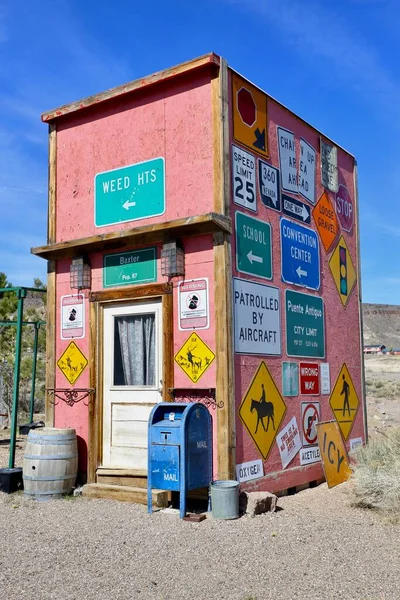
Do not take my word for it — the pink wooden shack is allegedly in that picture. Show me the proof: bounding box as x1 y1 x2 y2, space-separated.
32 53 366 504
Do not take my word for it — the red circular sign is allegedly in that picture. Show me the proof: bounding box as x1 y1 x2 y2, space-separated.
302 403 319 445
237 87 256 127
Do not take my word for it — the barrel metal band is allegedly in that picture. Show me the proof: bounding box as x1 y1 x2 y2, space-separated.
23 474 76 482
24 453 78 460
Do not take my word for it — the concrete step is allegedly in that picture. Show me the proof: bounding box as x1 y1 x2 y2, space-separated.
82 483 168 507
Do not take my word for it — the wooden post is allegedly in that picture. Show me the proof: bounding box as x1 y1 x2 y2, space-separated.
212 58 235 478
45 124 57 427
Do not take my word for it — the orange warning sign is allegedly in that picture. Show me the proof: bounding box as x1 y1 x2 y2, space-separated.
312 191 339 252
316 420 352 488
232 73 268 158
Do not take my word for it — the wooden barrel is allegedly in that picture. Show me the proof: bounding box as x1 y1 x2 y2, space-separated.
23 428 78 500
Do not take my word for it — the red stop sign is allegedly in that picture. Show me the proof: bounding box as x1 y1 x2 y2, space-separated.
335 185 353 232
237 87 256 127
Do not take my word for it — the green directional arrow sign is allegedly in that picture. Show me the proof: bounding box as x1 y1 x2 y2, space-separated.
95 157 165 227
235 211 272 280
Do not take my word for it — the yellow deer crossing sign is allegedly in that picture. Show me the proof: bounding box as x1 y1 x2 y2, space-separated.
57 341 88 385
174 333 215 383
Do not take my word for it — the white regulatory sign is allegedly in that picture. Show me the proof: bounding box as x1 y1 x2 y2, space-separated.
178 278 209 331
61 294 84 340
299 139 316 205
232 145 256 212
276 416 302 469
277 126 298 194
320 362 331 394
236 459 264 483
320 139 338 192
301 401 320 446
233 278 281 356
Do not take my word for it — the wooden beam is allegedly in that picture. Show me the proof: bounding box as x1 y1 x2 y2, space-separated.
354 159 368 444
42 53 221 123
31 212 232 261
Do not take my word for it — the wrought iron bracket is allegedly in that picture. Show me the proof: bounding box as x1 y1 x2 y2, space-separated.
47 388 95 407
167 388 222 410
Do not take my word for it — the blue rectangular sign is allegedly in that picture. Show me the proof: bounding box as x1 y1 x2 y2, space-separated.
280 217 320 290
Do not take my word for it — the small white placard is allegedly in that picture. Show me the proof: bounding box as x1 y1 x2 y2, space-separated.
320 362 331 395
61 294 84 340
276 416 302 469
350 437 363 452
178 278 209 331
232 145 256 211
277 126 298 194
236 459 264 483
299 139 316 205
299 446 321 465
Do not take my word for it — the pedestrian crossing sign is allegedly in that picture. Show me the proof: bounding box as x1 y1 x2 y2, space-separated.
238 362 287 460
329 363 359 439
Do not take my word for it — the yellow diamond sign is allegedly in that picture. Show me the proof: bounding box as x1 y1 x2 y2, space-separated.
329 363 359 439
329 235 357 307
57 341 88 385
239 362 287 460
175 333 215 383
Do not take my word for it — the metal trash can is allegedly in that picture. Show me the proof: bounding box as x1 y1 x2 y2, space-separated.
148 403 212 518
210 479 239 519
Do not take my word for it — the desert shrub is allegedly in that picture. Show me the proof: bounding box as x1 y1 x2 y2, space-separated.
374 380 384 389
350 428 400 521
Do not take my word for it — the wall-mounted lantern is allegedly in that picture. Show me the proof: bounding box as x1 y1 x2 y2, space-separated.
161 241 185 279
70 256 91 291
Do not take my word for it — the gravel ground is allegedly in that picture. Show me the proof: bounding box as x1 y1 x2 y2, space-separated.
1 377 400 600
0 469 399 600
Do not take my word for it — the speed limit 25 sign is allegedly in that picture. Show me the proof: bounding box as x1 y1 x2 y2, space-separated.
232 145 256 212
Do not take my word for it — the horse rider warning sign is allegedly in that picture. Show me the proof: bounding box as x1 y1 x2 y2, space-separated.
238 361 287 460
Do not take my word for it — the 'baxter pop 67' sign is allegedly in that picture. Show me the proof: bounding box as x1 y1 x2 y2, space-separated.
95 158 165 227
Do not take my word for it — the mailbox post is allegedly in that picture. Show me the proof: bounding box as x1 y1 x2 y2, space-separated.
148 403 212 518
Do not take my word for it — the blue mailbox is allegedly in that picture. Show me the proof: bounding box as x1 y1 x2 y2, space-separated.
148 402 212 518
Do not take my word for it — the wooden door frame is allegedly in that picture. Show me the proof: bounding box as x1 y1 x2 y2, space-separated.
88 283 173 483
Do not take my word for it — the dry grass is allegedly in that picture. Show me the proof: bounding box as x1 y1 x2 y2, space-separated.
350 427 400 521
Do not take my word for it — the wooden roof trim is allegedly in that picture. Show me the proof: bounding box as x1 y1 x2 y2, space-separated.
41 53 221 123
31 212 231 261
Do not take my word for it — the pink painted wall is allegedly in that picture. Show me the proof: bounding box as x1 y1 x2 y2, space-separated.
55 72 214 242
229 69 364 492
52 68 219 476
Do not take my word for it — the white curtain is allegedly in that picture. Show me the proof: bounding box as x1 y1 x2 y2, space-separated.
116 314 156 385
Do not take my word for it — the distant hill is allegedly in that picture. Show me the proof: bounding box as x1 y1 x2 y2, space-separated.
363 304 400 348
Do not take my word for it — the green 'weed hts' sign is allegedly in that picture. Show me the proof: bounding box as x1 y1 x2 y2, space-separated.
95 158 165 227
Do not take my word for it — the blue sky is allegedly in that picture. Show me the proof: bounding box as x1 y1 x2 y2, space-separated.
0 0 398 303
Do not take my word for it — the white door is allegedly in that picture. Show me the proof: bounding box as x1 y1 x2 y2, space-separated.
102 300 163 470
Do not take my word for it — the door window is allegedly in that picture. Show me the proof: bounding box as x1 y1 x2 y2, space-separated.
113 313 156 386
